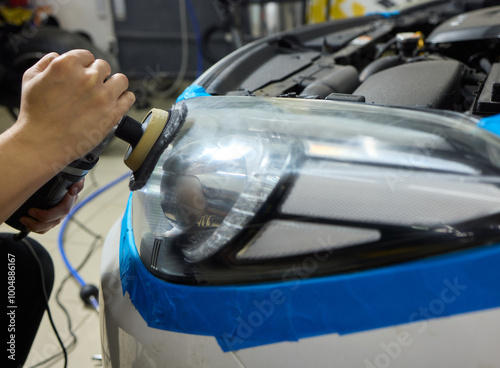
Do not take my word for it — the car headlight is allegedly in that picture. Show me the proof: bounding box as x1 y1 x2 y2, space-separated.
130 96 500 285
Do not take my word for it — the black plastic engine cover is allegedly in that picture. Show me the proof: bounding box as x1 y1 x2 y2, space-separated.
353 60 464 109
426 5 500 44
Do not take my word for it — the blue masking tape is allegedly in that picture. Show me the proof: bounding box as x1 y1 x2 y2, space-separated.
120 194 500 352
478 114 500 136
365 10 400 18
176 84 211 102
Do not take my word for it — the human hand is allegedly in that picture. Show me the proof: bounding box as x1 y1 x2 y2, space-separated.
19 180 85 234
14 49 135 170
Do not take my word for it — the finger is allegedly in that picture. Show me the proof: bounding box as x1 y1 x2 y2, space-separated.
20 216 62 234
27 192 76 223
23 52 59 81
107 91 136 126
117 90 136 113
105 73 130 99
69 179 85 196
91 59 112 82
60 49 95 67
20 181 82 233
31 52 59 73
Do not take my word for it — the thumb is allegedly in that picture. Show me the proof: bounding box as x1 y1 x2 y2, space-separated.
23 52 59 82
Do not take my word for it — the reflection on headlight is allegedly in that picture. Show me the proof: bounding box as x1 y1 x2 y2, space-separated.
160 140 248 239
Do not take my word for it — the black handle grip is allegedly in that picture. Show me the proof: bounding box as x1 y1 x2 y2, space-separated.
5 155 99 231
4 127 118 232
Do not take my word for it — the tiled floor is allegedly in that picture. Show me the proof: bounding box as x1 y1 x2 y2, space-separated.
0 91 178 367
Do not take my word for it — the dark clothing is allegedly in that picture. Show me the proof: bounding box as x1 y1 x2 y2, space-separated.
2 233 54 368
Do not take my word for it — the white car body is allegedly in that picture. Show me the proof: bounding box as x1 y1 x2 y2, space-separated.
100 218 500 368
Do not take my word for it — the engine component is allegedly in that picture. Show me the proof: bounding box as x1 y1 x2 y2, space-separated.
475 63 500 115
426 5 500 44
359 55 403 82
353 60 464 109
395 32 423 56
299 65 359 98
190 3 500 118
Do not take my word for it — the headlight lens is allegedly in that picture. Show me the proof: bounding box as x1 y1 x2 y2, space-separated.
158 135 291 262
131 96 500 285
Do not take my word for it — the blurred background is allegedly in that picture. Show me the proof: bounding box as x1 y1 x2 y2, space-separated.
1 0 412 112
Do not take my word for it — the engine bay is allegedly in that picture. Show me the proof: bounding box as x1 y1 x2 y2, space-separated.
197 1 500 117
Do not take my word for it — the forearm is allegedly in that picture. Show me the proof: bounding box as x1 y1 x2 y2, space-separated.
0 49 134 227
0 125 66 224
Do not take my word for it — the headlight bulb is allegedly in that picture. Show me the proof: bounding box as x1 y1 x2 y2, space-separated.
160 140 248 248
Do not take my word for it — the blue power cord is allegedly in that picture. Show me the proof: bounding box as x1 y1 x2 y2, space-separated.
57 172 130 310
